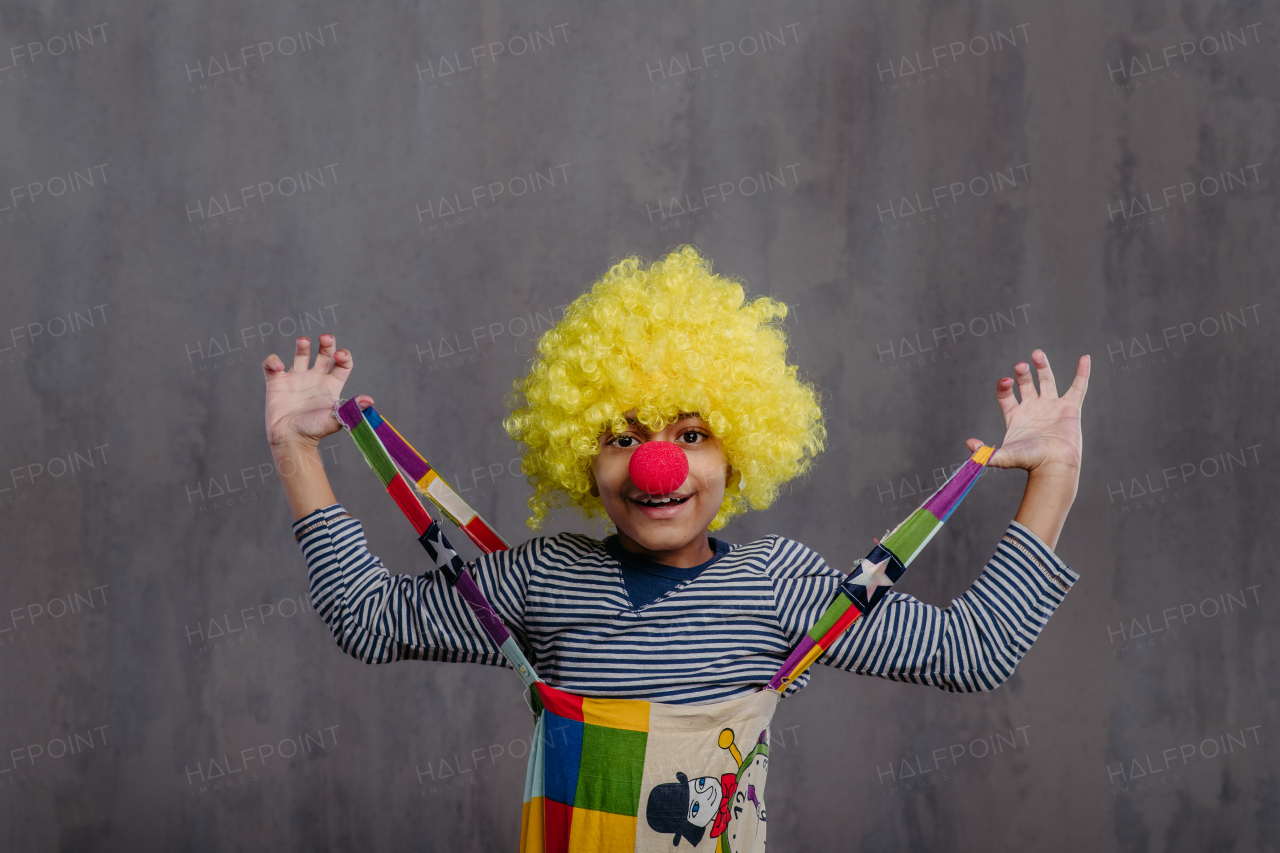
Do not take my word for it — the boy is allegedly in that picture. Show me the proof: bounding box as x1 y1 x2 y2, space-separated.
262 246 1087 707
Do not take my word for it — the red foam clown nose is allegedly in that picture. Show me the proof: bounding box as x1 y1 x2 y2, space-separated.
628 441 689 496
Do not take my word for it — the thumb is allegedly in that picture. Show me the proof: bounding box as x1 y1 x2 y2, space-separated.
356 395 375 410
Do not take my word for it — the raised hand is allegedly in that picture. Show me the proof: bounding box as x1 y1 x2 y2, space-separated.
965 350 1090 479
262 334 372 449
964 350 1090 549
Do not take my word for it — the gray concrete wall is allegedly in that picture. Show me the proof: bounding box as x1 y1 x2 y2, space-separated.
1 1 1275 850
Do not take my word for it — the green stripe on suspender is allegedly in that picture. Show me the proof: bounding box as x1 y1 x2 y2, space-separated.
349 417 399 487
805 593 853 642
883 509 940 566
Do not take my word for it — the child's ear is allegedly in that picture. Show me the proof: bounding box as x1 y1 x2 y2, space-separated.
588 468 600 497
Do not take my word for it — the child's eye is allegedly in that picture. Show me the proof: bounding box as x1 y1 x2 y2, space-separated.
609 435 639 448
678 430 706 444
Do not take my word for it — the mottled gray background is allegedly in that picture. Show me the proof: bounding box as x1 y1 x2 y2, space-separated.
1 0 1276 850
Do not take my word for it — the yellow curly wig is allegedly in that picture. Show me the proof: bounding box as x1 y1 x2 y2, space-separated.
503 245 825 531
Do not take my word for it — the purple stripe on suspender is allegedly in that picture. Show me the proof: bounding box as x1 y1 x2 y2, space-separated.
452 571 513 647
338 400 432 486
338 397 530 677
336 397 364 430
371 422 433 484
921 457 983 521
766 636 818 691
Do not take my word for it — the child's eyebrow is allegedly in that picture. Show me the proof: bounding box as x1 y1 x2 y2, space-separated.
598 413 709 439
622 412 704 429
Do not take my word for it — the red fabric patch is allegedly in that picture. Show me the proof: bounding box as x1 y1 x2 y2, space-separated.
463 517 507 554
386 476 432 536
543 798 573 853
536 683 585 722
816 600 863 648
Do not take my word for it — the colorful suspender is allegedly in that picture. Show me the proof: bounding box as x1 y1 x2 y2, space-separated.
334 399 539 688
766 444 992 691
334 398 992 697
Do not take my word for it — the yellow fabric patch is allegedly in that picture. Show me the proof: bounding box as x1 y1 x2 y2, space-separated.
791 644 825 679
520 798 545 853
567 807 637 853
582 696 651 733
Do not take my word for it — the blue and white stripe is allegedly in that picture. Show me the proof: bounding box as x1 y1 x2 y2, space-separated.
295 504 1079 705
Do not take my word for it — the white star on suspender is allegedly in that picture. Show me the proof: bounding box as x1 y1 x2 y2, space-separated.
849 555 894 599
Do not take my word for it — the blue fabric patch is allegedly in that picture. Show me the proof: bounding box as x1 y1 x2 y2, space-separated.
542 711 584 805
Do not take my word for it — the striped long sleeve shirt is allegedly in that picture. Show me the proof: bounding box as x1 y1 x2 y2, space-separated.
294 504 1079 705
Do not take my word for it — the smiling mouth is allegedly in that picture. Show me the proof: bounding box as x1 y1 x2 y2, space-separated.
633 495 690 507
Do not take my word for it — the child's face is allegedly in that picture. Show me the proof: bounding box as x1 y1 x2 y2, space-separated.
592 411 728 557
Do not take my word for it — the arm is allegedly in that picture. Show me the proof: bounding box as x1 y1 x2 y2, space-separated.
263 334 531 665
297 505 531 666
771 533 1077 692
778 351 1089 691
822 524 1078 690
274 443 339 521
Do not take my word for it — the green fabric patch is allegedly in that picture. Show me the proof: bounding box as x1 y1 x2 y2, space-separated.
574 723 648 816
883 509 940 563
806 593 852 642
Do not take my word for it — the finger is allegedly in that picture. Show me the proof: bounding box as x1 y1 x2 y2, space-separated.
1031 349 1058 399
1063 354 1091 405
356 395 375 410
291 336 312 372
995 376 1018 420
262 353 286 380
1013 361 1036 401
985 446 1017 468
314 333 337 372
329 347 353 384
965 438 984 452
